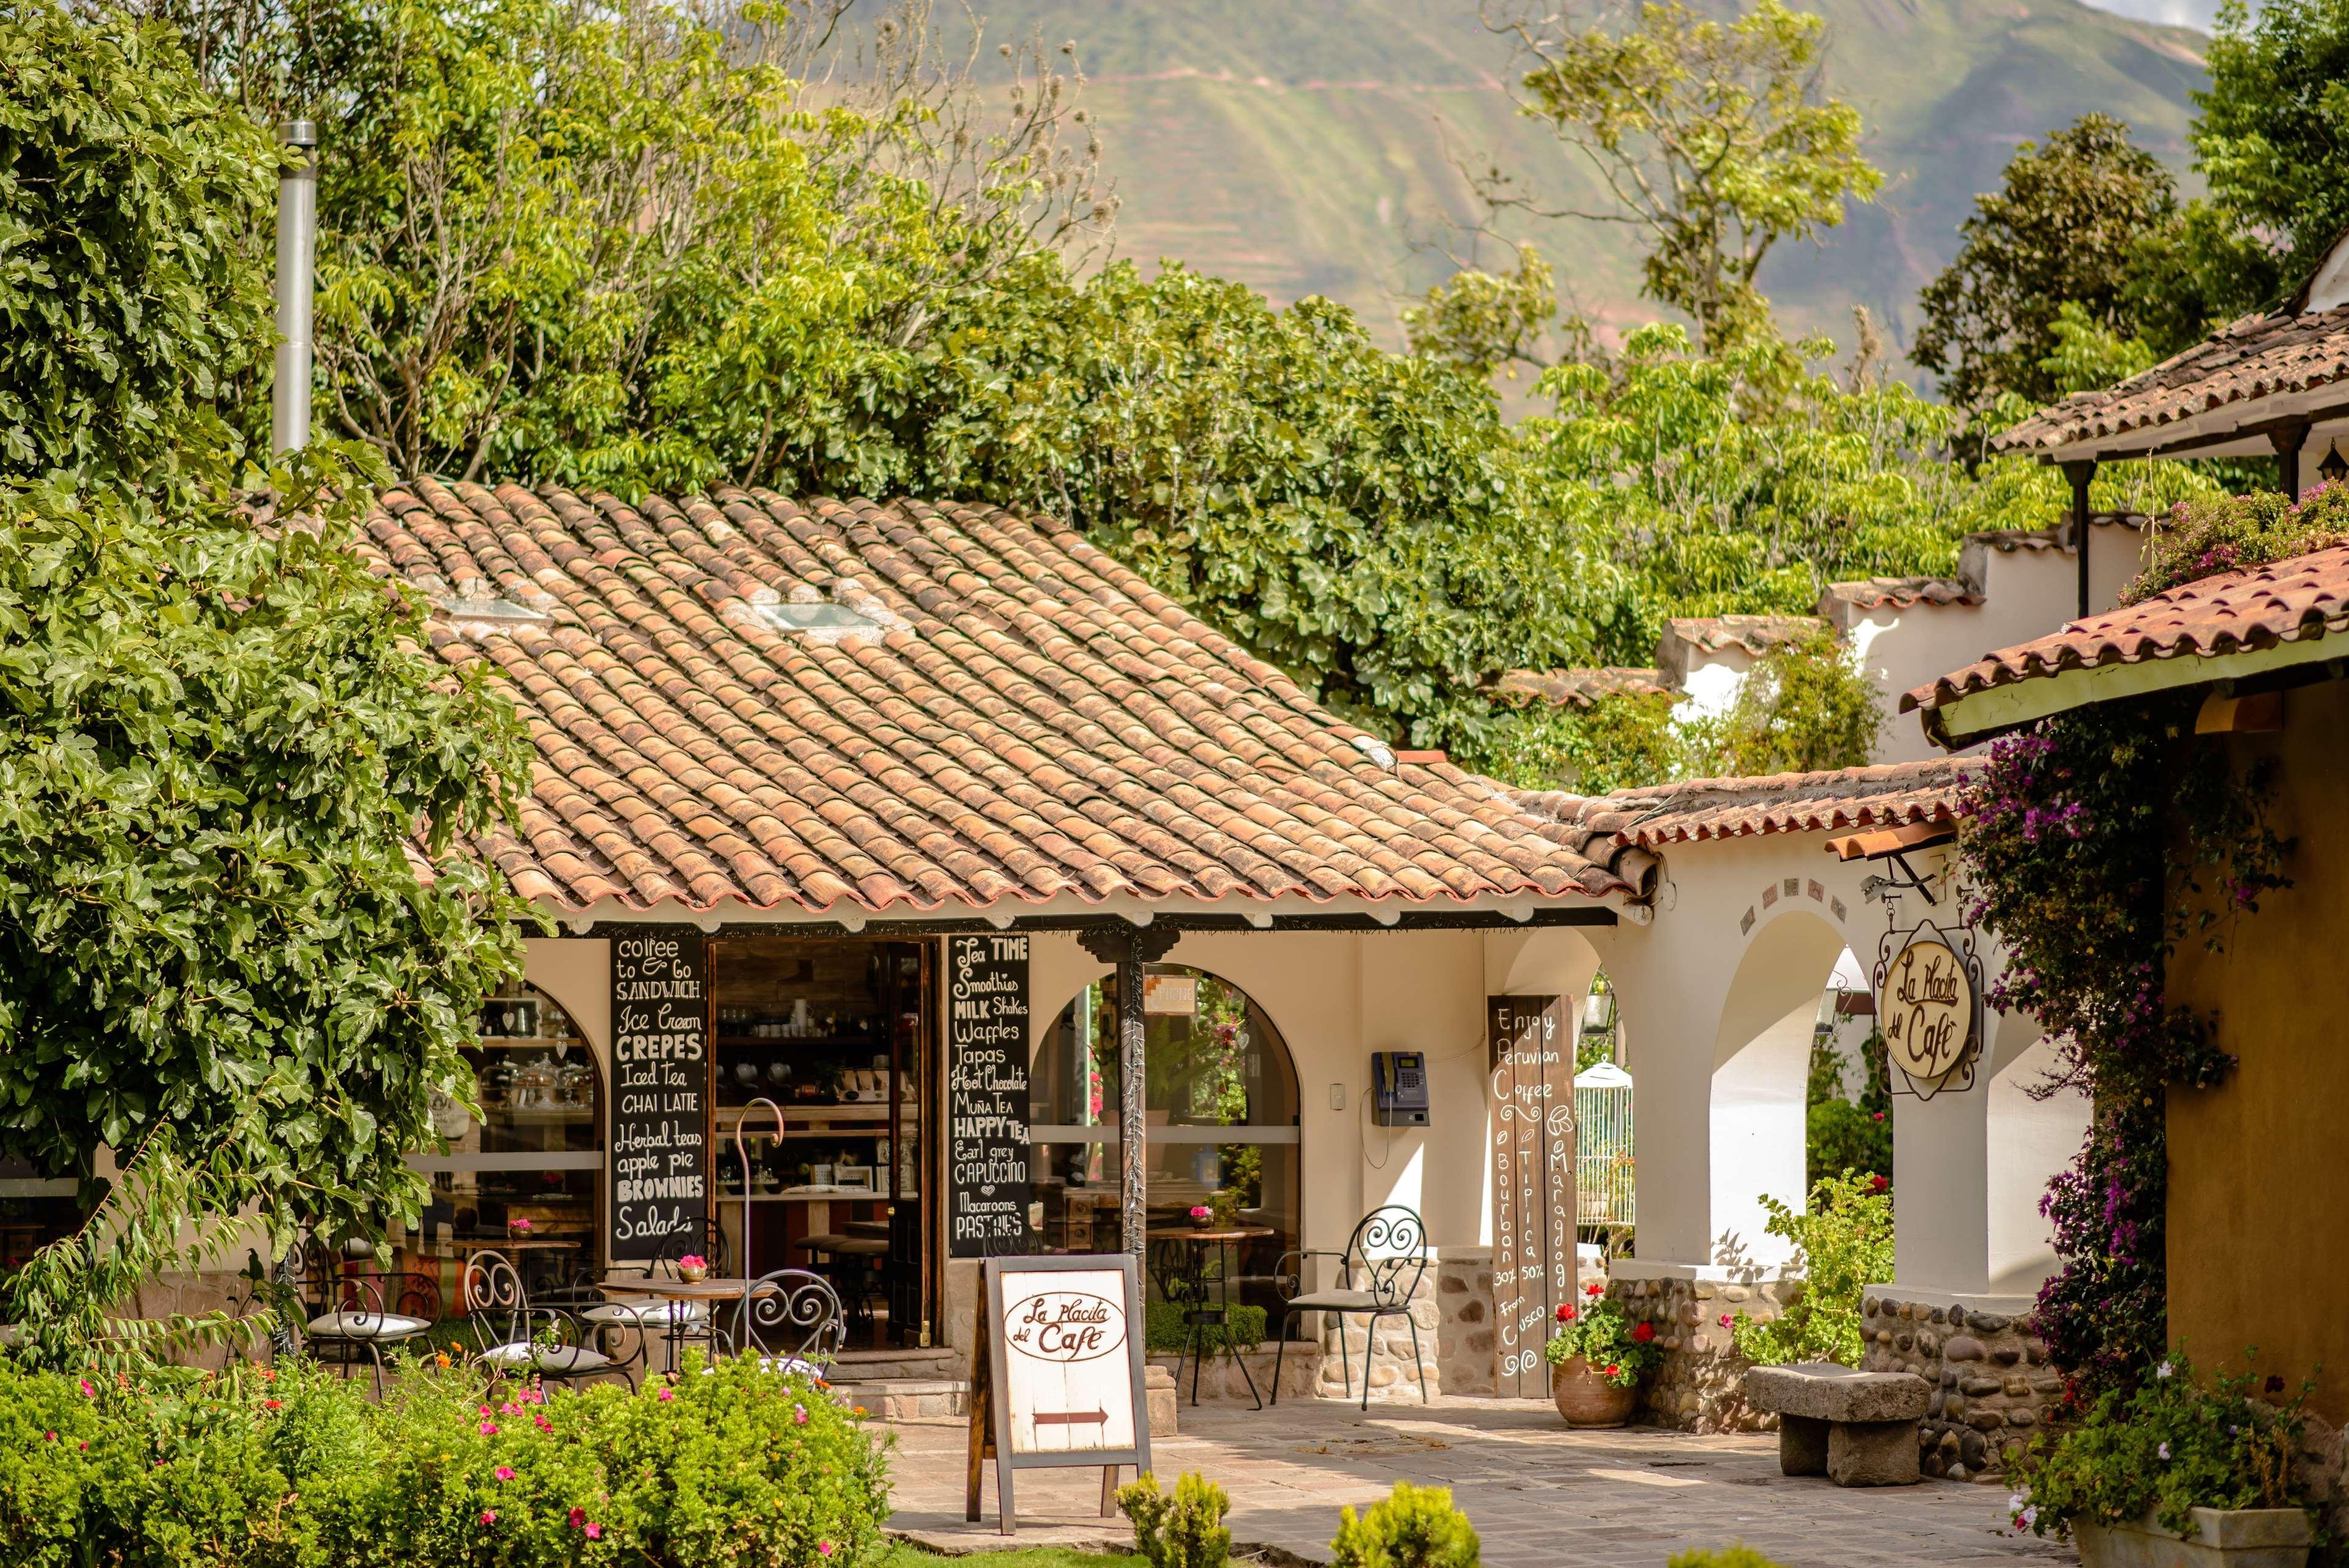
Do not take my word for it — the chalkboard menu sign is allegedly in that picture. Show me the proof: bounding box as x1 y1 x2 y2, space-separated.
608 931 710 1265
1488 995 1574 1399
947 933 1031 1257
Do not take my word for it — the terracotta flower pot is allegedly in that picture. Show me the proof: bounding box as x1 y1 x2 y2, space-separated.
1550 1355 1639 1428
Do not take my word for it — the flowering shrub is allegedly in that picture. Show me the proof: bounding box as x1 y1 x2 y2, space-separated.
1960 699 2290 1395
2121 485 2349 605
1541 1283 1660 1388
2007 1351 2313 1540
0 1352 888 1566
1728 1171 1893 1367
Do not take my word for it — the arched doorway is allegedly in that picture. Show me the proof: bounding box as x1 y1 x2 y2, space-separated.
417 981 603 1294
1711 911 1851 1269
1030 965 1303 1326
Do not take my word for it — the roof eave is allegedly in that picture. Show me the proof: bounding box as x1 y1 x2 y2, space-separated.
1915 628 2346 749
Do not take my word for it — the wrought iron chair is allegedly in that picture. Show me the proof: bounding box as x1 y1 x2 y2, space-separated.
463 1248 631 1390
583 1225 731 1372
291 1237 433 1397
1269 1205 1431 1409
726 1268 846 1375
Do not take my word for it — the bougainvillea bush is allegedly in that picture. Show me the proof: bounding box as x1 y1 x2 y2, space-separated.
1959 697 2289 1396
0 1353 889 1566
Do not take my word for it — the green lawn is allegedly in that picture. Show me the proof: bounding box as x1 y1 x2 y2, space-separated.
879 1547 1143 1568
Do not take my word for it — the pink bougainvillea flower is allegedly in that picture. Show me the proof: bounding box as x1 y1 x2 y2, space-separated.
495 1466 516 1481
480 1510 499 1526
657 1387 675 1402
76 1380 94 1397
817 1543 834 1557
1718 1313 1733 1328
480 1421 499 1436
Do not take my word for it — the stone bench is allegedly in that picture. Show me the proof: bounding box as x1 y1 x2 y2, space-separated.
1744 1362 1932 1487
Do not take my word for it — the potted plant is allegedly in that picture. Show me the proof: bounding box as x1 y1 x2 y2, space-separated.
1187 1205 1214 1230
2008 1352 2316 1567
676 1253 709 1283
1543 1282 1661 1428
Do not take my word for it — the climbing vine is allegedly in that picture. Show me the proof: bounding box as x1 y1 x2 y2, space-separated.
1958 694 2290 1395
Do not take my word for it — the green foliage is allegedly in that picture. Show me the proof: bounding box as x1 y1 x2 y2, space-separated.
1729 1172 1894 1367
1541 1284 1660 1387
1473 691 1683 795
2008 1351 2313 1541
1143 1302 1266 1354
1806 1029 1891 1191
1667 1551 1787 1568
1497 0 1882 349
1403 247 1568 380
1115 1471 1232 1568
0 0 277 484
2123 485 2349 606
1328 1482 1480 1568
1689 625 1881 778
0 444 538 1364
1911 115 2178 417
2038 303 2157 399
0 1352 891 1567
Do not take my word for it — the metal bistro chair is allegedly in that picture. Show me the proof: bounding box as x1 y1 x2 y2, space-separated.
583 1225 731 1372
292 1238 433 1397
1270 1205 1431 1410
464 1248 632 1391
726 1268 847 1377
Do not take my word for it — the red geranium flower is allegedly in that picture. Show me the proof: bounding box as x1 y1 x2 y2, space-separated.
1869 1175 1891 1194
1556 1303 1576 1322
1632 1321 1655 1343
1604 1364 1620 1377
1585 1282 1603 1297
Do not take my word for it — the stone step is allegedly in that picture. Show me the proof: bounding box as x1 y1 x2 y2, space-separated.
831 1376 972 1419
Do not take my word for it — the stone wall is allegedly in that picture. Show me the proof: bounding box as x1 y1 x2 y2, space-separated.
1610 1274 1793 1433
1434 1249 1495 1397
1861 1291 2059 1482
1314 1261 1443 1402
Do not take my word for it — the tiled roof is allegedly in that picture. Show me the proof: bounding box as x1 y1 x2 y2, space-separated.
1819 577 1981 612
1516 760 1970 860
1993 303 2349 455
363 481 1631 916
1904 542 2349 718
1661 615 1822 656
1966 513 2147 554
1494 667 1670 708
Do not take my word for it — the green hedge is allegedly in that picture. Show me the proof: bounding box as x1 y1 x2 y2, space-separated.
1143 1302 1267 1353
0 1352 889 1566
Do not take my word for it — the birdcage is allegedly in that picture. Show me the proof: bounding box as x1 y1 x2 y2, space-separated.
1574 1061 1636 1227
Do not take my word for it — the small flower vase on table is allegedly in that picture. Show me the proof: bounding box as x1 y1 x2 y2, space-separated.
677 1254 709 1284
1188 1205 1213 1230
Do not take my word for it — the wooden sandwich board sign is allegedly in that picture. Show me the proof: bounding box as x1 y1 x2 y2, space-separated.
965 1254 1151 1533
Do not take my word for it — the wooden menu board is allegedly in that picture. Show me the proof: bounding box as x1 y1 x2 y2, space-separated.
946 933 1031 1257
965 1254 1150 1533
607 930 710 1265
1488 994 1575 1399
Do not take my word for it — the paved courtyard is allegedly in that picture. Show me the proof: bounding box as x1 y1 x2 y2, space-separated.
881 1396 2075 1568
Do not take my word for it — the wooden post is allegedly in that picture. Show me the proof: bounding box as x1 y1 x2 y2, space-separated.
2060 458 2097 620
2272 421 2312 503
1078 924 1182 1256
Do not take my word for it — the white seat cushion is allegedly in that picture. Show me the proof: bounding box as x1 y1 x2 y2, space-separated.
307 1310 430 1340
479 1340 612 1373
583 1299 709 1327
1284 1290 1385 1313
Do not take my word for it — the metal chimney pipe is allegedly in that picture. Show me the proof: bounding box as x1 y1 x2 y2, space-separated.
272 120 318 455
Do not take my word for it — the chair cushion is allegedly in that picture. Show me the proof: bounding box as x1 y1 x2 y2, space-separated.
582 1300 709 1327
307 1310 430 1340
1283 1290 1385 1312
478 1340 612 1373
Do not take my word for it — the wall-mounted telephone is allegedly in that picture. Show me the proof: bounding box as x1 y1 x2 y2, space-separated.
1370 1050 1430 1128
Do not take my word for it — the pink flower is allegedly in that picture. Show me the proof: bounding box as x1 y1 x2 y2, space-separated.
817 1544 834 1558
657 1387 674 1402
1188 1206 1211 1220
677 1254 706 1270
480 1509 499 1526
480 1421 499 1435
1718 1313 1732 1328
499 1401 519 1416
794 1404 809 1425
479 1404 493 1416
495 1466 516 1481
41 1430 54 1442
535 1416 553 1433
586 1523 603 1539
76 1380 94 1397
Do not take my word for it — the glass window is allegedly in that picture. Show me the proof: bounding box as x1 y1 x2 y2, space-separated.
1030 967 1301 1326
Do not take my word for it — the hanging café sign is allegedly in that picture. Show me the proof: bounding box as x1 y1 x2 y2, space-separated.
1873 919 1984 1099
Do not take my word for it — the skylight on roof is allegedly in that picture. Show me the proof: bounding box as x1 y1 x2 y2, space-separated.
758 602 885 633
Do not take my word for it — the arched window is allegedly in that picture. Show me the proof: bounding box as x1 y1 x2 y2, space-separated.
1029 966 1301 1321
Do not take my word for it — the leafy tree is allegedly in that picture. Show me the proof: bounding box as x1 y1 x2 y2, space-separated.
1402 245 1571 379
1912 114 2180 418
0 1 277 483
0 445 539 1358
1485 0 1882 350
1689 623 1881 777
2186 0 2349 311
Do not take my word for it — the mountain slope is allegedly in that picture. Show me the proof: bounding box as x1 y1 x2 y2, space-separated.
960 0 2208 354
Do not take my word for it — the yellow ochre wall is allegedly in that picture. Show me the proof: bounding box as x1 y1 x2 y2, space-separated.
2166 677 2349 1421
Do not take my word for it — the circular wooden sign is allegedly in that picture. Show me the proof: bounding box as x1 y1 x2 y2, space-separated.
1881 935 1973 1081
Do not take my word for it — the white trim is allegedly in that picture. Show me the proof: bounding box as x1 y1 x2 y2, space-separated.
1609 1258 1795 1286
1026 1124 1300 1146
1930 627 2343 743
543 888 1625 932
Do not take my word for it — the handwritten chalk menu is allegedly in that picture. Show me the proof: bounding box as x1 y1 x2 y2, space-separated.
966 1254 1150 1533
947 933 1031 1258
1489 995 1574 1399
607 931 710 1265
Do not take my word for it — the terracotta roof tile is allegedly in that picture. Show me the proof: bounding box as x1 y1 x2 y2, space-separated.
1511 760 1970 894
1819 577 1981 612
1494 667 1670 707
1904 541 2349 717
370 481 1628 916
1994 300 2349 455
1659 615 1822 656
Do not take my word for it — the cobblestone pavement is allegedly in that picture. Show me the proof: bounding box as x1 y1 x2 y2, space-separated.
880 1396 2077 1567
